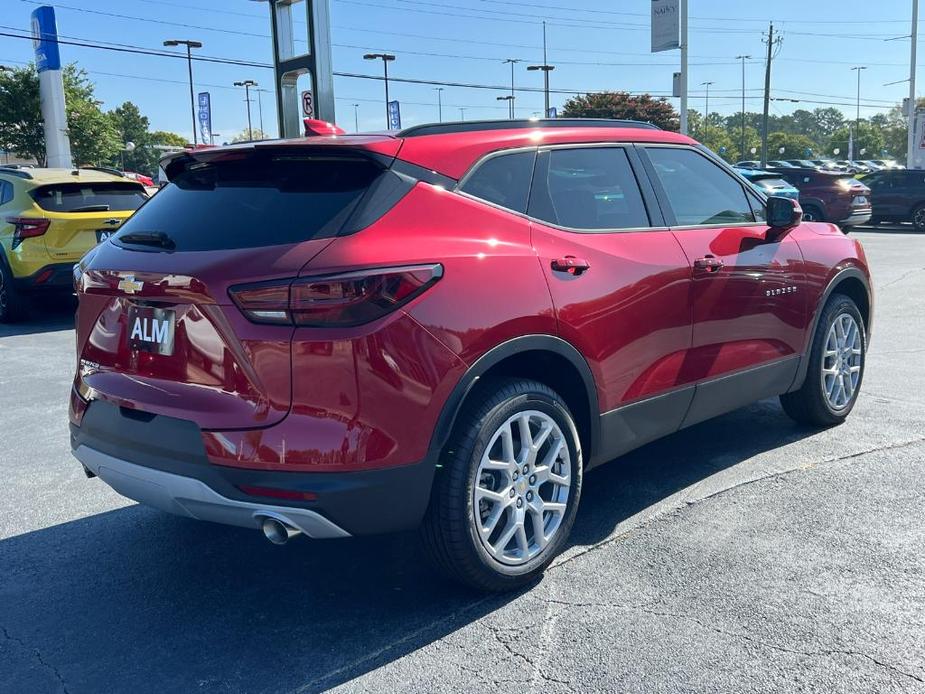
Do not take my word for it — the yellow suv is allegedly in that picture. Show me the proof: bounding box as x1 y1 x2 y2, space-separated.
0 167 148 322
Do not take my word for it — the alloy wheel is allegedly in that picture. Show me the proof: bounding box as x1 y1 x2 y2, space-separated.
473 410 571 566
821 313 863 410
913 207 925 231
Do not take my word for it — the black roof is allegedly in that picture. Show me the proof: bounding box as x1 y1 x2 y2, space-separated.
397 118 660 138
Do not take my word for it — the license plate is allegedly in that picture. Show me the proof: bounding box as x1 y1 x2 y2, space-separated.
96 229 116 243
127 305 175 355
853 195 868 205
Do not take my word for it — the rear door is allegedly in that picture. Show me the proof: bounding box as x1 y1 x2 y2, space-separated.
526 144 694 460
639 145 808 426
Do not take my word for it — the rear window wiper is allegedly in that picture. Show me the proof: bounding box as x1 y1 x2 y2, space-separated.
70 204 111 212
118 231 176 250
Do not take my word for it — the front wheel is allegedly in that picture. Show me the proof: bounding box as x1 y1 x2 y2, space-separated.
0 260 27 323
780 293 866 426
421 379 583 592
802 204 825 223
912 204 925 231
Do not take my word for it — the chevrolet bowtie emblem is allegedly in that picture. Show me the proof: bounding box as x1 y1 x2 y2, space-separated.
117 275 144 294
103 218 121 226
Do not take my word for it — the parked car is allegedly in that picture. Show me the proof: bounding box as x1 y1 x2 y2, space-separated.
864 168 925 230
870 159 904 170
785 159 820 169
0 167 148 322
812 160 846 172
123 171 155 187
767 160 797 168
69 119 873 591
770 167 872 230
734 167 801 200
835 160 867 174
735 160 760 168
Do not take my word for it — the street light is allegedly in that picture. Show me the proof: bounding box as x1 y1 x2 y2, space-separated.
502 58 521 119
459 107 467 120
527 64 555 117
363 53 396 128
496 95 515 119
851 66 867 158
163 39 202 144
700 81 714 140
233 79 258 141
434 87 444 122
735 55 751 159
353 103 360 132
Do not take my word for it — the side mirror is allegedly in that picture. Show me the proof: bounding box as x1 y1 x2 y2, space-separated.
767 196 803 232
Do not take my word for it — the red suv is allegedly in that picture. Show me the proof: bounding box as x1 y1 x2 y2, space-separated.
70 120 872 591
769 167 872 230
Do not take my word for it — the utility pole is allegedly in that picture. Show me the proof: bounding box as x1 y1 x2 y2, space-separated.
526 22 554 117
256 88 266 135
503 58 521 118
736 55 751 160
679 0 689 135
851 66 867 160
434 87 444 122
163 39 202 144
363 53 396 128
909 0 919 168
701 81 714 140
760 22 776 167
459 107 467 120
353 103 360 132
233 80 257 140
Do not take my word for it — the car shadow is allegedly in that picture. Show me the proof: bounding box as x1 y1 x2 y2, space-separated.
0 296 76 337
855 224 922 235
1 400 819 694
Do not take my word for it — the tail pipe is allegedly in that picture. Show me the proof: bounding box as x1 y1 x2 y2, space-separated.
259 516 302 545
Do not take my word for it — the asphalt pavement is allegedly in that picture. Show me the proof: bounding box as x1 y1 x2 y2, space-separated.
1 226 923 693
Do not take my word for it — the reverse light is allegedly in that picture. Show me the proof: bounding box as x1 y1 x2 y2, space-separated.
229 264 443 327
7 217 51 249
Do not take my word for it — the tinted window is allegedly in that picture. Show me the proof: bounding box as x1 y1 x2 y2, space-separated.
31 182 147 212
0 180 12 206
530 147 649 230
117 153 382 252
460 151 535 213
647 148 755 225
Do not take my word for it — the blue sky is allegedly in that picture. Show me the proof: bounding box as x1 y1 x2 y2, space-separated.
0 0 919 141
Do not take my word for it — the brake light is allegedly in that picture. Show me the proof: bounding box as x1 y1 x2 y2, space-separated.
7 217 51 249
229 264 443 327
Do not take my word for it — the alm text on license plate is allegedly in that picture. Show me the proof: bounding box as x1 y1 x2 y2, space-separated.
127 305 175 355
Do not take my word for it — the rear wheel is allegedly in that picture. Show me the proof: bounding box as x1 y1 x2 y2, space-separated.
780 293 866 426
0 260 26 323
421 379 583 592
912 204 925 231
802 204 825 223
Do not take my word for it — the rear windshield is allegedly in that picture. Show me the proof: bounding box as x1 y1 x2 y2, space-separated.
115 152 382 251
32 182 148 212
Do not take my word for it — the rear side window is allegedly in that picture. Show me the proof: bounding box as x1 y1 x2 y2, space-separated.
0 180 13 206
460 151 535 214
646 147 755 226
529 147 649 230
117 153 383 251
31 182 147 212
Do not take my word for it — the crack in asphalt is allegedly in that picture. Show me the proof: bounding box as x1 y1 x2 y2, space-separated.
879 266 925 289
1 625 70 694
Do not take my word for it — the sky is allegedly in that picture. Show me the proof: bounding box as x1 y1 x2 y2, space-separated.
0 0 920 142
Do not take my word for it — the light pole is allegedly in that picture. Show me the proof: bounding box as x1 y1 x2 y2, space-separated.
736 55 751 159
434 87 444 122
364 53 396 128
256 88 268 136
459 107 467 120
353 103 360 132
700 81 714 140
851 66 867 159
496 95 515 119
502 58 521 119
233 80 257 141
527 64 555 117
163 39 202 144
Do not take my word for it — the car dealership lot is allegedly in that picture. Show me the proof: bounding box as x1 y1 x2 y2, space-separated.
1 228 923 693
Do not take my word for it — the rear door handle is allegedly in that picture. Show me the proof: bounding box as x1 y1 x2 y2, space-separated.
693 256 724 273
551 256 590 275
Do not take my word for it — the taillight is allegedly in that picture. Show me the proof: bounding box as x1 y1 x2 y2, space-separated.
229 264 443 327
7 217 51 249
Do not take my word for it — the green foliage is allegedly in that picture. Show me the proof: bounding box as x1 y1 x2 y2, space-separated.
561 92 679 131
767 132 817 159
108 103 187 174
231 128 271 143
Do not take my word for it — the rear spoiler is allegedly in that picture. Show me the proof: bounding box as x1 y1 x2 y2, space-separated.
303 119 346 136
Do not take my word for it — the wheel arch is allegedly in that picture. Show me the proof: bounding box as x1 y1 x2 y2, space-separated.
427 335 600 466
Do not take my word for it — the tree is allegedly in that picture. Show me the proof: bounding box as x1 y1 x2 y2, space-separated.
767 132 817 159
109 101 151 172
231 128 271 143
0 63 121 166
561 92 679 131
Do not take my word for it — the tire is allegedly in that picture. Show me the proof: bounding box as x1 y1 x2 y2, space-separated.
912 204 925 232
0 259 27 323
421 378 583 592
780 293 866 426
802 204 825 223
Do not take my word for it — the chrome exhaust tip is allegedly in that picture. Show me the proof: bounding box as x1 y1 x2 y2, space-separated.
260 516 301 545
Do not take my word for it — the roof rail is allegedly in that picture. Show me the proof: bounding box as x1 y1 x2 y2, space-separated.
79 166 125 177
397 118 661 138
0 165 33 180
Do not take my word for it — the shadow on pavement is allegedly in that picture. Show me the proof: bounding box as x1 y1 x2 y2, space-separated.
0 400 818 694
854 224 923 235
0 296 76 338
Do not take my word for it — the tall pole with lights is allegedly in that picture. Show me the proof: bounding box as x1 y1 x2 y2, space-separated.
234 80 257 140
163 39 202 144
363 53 396 128
736 55 751 159
503 58 521 119
851 66 867 159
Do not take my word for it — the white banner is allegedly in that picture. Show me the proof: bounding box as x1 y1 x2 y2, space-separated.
651 0 680 53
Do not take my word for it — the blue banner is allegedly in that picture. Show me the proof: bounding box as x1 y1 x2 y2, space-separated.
546 107 558 119
197 92 212 145
31 6 61 73
388 100 401 130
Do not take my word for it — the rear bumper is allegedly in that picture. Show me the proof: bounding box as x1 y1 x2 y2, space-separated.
13 262 75 292
839 209 872 227
70 400 437 536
